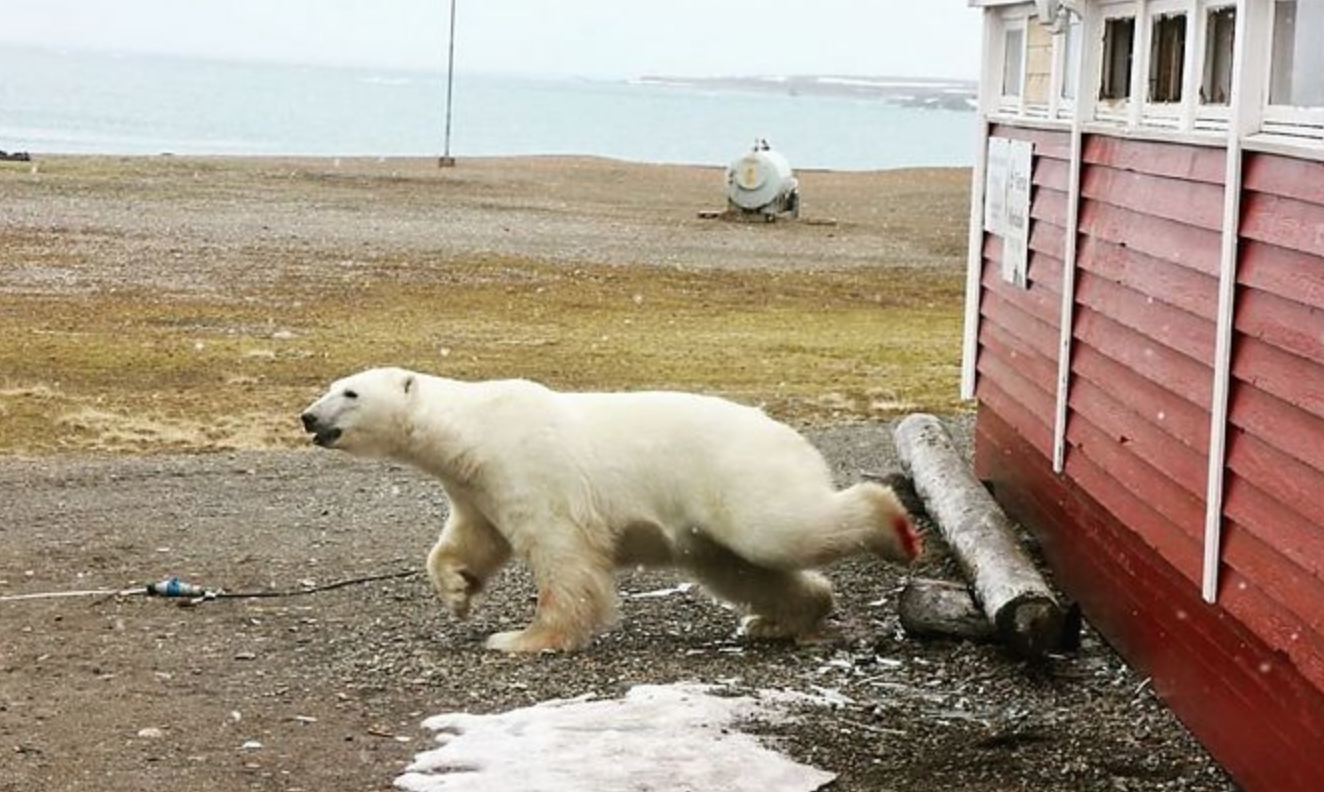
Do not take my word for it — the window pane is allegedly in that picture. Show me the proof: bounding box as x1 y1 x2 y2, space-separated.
1061 18 1082 100
1003 27 1025 97
1202 7 1235 105
1026 20 1053 104
1271 0 1324 106
1149 13 1187 103
1101 17 1136 101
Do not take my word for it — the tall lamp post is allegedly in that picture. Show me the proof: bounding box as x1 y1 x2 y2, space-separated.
439 0 457 167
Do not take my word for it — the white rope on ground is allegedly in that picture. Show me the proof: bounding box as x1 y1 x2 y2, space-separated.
0 569 420 604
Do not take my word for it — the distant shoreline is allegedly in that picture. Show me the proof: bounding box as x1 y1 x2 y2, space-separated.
634 74 977 112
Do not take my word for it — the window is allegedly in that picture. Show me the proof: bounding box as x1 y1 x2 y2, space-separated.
1060 17 1082 101
1149 13 1187 103
1025 19 1053 105
1270 0 1324 107
1003 26 1025 98
1201 7 1235 105
1101 17 1136 101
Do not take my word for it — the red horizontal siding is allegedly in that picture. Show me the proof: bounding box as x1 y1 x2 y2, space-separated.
1032 187 1069 228
1028 219 1066 261
1033 157 1069 191
1076 234 1219 320
1072 344 1211 452
977 374 1055 460
1233 335 1324 423
1236 286 1324 368
977 407 1324 792
1225 433 1324 573
1066 412 1205 573
1229 382 1324 477
1062 429 1324 725
981 289 1058 361
1075 271 1215 364
1240 191 1324 259
1082 135 1226 184
981 319 1058 392
1074 306 1213 409
978 341 1055 428
1078 200 1222 276
1068 376 1208 500
1243 151 1324 207
975 138 1324 792
981 267 1060 328
1239 239 1324 312
1081 164 1225 231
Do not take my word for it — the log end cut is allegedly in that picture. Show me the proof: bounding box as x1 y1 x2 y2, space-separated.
899 578 995 641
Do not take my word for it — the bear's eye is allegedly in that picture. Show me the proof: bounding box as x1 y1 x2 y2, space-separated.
343 389 358 400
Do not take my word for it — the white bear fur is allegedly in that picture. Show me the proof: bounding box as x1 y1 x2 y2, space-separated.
301 367 920 653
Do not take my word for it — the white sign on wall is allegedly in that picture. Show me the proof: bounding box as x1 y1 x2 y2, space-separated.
984 136 1033 289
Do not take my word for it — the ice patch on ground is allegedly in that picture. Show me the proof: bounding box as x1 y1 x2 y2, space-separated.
395 683 836 792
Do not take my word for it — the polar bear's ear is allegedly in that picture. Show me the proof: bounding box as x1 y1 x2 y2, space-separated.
402 372 416 395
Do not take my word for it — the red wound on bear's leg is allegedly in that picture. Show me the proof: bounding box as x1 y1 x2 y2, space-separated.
894 514 923 561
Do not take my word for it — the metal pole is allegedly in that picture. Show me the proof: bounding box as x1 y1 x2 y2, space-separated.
440 0 457 167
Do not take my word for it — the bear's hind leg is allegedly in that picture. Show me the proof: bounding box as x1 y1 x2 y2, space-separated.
684 541 834 640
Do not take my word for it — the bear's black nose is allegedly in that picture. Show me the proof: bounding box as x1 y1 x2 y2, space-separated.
301 412 318 432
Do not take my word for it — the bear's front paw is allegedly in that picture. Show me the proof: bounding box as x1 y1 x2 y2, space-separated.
429 565 478 620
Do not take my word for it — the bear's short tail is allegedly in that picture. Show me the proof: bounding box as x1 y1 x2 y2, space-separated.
835 482 923 564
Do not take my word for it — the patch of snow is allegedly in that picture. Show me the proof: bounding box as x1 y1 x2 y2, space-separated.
395 683 836 792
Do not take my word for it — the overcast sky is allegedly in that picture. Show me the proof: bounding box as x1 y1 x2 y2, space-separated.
0 0 982 79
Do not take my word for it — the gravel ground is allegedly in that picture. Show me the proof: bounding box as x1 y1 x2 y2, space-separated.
0 419 1232 792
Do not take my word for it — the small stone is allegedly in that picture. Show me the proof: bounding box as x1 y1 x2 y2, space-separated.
137 727 165 739
241 740 263 750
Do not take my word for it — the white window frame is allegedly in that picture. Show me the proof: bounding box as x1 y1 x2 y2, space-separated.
1096 2 1141 124
1023 15 1056 118
1192 1 1237 132
998 11 1031 115
1262 0 1324 138
1053 14 1084 120
1140 0 1196 129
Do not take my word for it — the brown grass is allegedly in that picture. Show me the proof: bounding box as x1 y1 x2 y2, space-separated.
0 155 970 455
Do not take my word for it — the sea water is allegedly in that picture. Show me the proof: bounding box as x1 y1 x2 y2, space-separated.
0 45 974 171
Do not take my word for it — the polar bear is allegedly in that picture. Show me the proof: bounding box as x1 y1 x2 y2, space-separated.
301 367 921 653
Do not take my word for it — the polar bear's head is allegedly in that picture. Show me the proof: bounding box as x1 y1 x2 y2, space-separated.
300 367 417 458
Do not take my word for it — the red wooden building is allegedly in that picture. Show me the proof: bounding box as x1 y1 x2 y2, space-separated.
963 1 1324 789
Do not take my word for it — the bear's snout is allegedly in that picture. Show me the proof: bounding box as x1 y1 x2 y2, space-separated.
301 411 343 447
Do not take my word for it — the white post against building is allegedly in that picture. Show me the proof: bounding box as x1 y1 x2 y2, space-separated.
1051 4 1100 474
439 0 458 168
961 9 1000 401
1202 0 1270 604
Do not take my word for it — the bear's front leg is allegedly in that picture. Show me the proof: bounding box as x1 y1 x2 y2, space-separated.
427 503 511 620
485 543 619 653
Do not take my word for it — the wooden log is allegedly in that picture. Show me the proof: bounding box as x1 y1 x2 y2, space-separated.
898 578 995 641
894 413 1067 660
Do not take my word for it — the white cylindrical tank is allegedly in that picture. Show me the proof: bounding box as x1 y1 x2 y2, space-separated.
725 140 799 216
